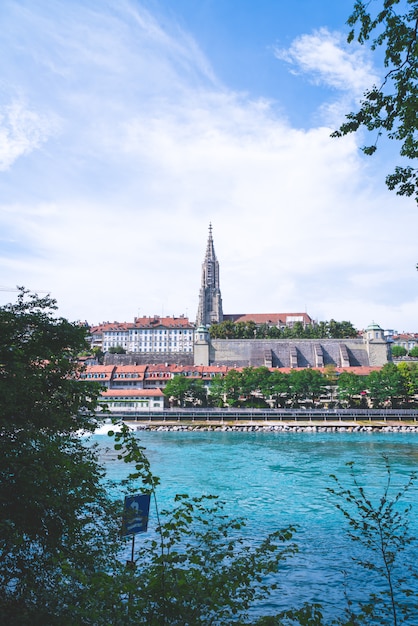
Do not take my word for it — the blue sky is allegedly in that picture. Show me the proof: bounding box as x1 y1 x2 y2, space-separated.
0 0 416 331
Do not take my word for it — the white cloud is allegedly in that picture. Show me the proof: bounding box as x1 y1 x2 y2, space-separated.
0 2 416 332
0 100 58 170
274 28 379 96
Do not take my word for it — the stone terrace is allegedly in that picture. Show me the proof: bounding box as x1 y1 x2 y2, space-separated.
210 339 370 368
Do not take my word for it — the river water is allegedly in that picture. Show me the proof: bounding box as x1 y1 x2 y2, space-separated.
94 429 418 621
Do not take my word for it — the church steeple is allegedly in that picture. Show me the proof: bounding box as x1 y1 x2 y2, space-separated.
196 223 223 327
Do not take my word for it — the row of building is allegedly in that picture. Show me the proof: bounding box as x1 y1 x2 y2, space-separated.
86 225 414 371
79 362 380 414
80 363 230 413
90 316 195 354
79 225 417 415
88 312 315 357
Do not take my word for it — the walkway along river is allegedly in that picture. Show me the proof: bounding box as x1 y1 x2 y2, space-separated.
103 407 418 427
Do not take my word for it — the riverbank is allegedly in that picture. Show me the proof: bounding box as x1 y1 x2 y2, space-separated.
129 421 418 433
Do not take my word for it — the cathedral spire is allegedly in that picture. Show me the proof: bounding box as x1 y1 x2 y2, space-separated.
196 224 223 327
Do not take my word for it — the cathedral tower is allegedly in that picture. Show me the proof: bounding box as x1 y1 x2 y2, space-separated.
196 224 223 327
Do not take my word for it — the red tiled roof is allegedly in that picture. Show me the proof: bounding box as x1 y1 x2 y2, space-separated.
91 316 193 333
146 363 179 372
114 365 147 379
334 366 381 376
133 316 193 329
101 388 164 398
81 365 115 380
78 363 384 383
224 313 313 325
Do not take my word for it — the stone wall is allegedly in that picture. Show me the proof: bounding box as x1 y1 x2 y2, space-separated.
366 340 390 367
209 338 381 368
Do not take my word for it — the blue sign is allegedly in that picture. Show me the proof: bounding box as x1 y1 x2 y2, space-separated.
121 493 150 537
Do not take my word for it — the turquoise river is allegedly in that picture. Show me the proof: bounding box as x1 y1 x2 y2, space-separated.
94 429 418 621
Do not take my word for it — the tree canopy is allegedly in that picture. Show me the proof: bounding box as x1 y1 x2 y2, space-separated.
209 319 358 340
0 289 307 625
332 0 418 202
163 362 418 409
0 289 123 624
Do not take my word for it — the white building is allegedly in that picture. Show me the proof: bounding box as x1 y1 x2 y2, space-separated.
99 388 165 413
90 315 195 354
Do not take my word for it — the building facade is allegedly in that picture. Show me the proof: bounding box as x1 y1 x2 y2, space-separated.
90 315 194 355
391 333 418 352
86 227 390 370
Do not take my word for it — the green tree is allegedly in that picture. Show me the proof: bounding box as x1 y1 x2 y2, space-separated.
407 361 418 393
188 378 208 406
128 494 297 625
395 361 418 405
268 324 283 338
207 373 226 407
288 321 306 338
163 375 189 406
209 320 236 338
234 321 247 338
328 319 358 338
0 289 122 624
243 320 257 338
391 345 408 357
315 321 329 339
256 323 271 338
163 375 207 407
222 369 244 406
240 366 271 405
288 369 325 407
333 0 418 202
337 371 367 407
367 362 410 407
92 345 105 363
266 370 291 408
110 422 308 626
408 345 418 357
108 345 126 354
0 291 315 625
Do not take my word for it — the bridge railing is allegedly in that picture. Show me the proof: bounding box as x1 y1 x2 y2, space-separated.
104 407 418 423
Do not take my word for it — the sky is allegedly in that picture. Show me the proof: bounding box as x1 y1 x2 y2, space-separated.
0 0 416 332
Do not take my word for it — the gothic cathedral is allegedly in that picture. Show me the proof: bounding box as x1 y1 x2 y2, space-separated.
196 224 223 327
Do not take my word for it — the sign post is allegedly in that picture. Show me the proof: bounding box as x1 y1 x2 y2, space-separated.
121 493 151 567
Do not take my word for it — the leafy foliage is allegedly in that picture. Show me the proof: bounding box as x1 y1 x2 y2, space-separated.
0 290 308 624
109 345 127 354
209 319 358 339
337 371 367 407
328 458 418 625
0 289 122 624
3 290 418 624
128 495 296 625
287 369 326 407
333 0 418 202
391 345 408 357
165 363 418 409
164 375 207 407
108 424 306 626
367 362 410 407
